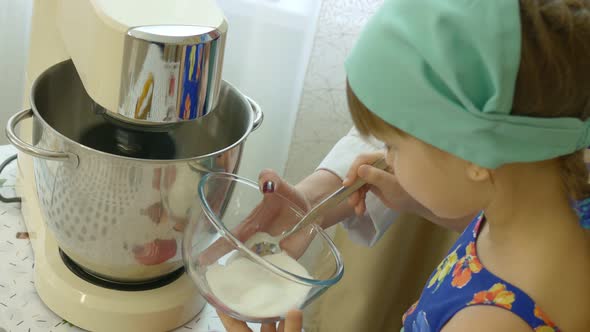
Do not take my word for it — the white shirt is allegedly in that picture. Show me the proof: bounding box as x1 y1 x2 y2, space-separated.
317 128 397 246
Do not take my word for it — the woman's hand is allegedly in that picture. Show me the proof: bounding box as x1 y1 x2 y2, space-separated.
218 310 303 332
197 169 313 265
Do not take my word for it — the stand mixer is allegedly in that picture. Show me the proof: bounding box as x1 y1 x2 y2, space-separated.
6 0 261 331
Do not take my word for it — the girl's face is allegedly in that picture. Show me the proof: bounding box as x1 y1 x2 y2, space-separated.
380 131 491 220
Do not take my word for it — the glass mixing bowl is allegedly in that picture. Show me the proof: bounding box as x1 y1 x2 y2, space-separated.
182 172 344 323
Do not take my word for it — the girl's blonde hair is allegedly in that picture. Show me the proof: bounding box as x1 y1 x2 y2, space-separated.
347 0 590 200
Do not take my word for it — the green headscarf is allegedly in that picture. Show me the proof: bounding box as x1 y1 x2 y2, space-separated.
345 0 590 169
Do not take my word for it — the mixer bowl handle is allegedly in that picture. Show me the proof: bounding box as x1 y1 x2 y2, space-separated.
6 109 79 166
245 96 263 131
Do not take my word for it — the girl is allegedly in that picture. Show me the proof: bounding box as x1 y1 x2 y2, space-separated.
222 0 590 330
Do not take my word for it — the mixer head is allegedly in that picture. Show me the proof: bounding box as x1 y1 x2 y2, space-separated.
114 25 226 126
57 0 227 127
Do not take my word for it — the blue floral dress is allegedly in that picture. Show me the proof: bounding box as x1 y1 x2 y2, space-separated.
401 214 560 332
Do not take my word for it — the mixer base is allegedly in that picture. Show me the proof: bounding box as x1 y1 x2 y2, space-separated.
58 249 186 292
33 231 204 332
16 151 205 332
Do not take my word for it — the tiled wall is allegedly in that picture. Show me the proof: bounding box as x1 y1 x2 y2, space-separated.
284 0 383 182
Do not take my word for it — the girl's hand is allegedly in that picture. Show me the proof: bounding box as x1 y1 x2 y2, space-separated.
344 151 425 216
344 151 476 231
218 310 303 332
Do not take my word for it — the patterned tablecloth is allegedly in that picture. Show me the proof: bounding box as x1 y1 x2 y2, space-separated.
0 145 251 332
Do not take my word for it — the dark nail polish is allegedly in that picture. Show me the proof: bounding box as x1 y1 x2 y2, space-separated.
262 181 275 193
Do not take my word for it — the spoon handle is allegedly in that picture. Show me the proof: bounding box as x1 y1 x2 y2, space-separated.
284 157 389 237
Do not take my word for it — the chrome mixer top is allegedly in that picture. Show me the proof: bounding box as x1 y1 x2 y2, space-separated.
116 25 225 126
56 0 227 127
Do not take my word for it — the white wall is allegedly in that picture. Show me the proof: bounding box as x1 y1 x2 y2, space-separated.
216 0 322 179
0 0 33 145
284 0 383 182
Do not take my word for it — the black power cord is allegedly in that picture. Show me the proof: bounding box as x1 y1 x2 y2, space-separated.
0 154 21 203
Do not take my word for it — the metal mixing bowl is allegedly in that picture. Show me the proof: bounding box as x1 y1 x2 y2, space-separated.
7 60 262 283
